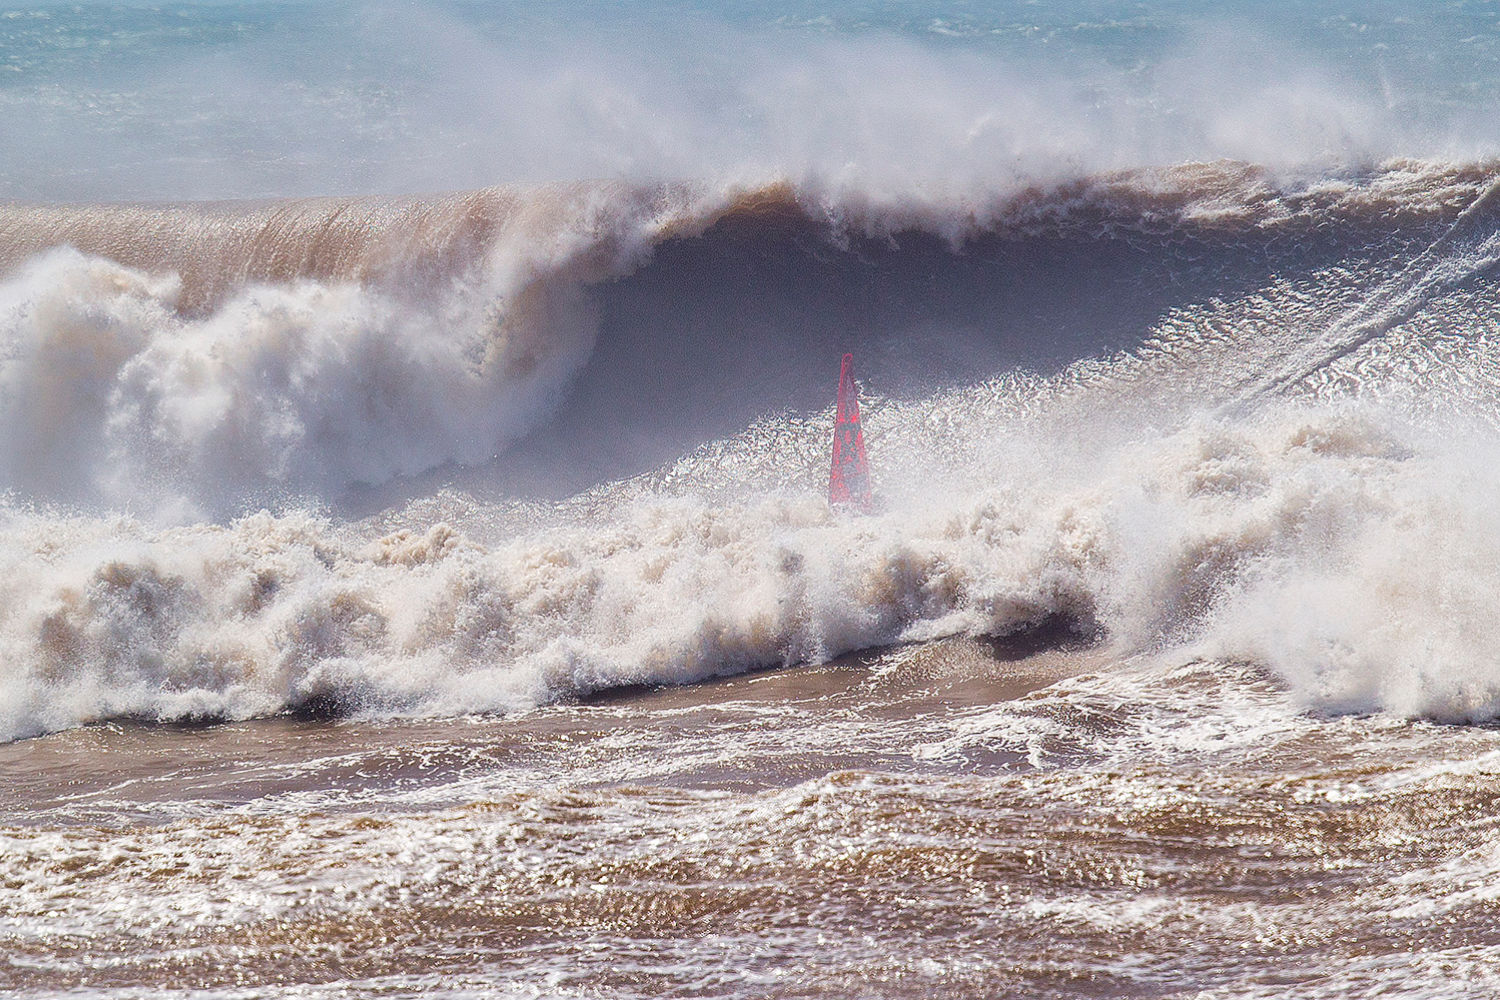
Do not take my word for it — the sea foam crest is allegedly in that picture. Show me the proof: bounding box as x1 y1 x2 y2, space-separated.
0 184 712 508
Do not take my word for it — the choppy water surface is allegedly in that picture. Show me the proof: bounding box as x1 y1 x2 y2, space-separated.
8 641 1500 997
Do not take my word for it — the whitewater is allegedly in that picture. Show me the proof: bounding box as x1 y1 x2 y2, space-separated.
7 2 1500 997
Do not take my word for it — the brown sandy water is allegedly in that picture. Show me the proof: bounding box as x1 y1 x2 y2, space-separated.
5 636 1500 999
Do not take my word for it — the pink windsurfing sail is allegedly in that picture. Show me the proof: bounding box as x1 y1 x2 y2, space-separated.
829 353 871 509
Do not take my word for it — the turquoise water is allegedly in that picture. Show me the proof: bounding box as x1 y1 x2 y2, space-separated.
4 1 1500 199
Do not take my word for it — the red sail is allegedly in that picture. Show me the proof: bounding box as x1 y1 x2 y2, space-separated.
829 353 871 508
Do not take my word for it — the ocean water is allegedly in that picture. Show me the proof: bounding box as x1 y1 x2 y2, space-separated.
6 2 1500 996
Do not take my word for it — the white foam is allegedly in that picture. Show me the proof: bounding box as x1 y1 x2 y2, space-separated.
4 388 1500 740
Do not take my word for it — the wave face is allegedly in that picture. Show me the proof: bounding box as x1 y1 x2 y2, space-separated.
4 159 1500 739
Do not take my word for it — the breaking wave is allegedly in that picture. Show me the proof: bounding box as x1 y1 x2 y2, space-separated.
5 158 1500 739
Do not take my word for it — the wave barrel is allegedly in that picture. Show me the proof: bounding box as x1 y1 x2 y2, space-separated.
828 353 872 509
